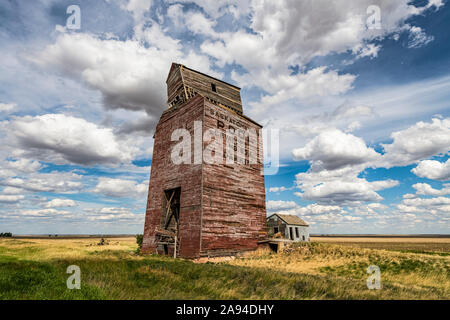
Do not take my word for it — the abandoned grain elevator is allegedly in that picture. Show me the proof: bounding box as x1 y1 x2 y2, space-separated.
142 63 267 258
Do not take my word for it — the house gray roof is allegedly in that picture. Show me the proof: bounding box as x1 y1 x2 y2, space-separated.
268 213 309 226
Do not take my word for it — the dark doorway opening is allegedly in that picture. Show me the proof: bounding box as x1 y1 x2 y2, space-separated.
269 242 278 253
289 227 294 240
161 187 181 231
156 187 181 257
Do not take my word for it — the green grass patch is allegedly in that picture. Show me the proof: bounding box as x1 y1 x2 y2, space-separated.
0 239 448 300
0 260 105 299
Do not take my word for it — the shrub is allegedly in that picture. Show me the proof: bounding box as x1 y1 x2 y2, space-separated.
136 234 143 254
0 232 12 237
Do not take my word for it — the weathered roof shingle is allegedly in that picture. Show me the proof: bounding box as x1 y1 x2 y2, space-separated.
269 213 309 226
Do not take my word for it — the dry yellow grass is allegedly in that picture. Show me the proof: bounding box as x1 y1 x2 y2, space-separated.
311 236 450 253
0 237 138 261
312 236 450 243
1 236 449 299
227 241 450 296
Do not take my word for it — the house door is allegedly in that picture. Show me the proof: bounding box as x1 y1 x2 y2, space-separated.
289 227 294 240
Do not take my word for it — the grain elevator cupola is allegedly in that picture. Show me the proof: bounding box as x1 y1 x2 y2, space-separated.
166 63 243 114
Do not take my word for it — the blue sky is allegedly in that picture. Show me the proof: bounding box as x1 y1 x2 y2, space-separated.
0 0 449 234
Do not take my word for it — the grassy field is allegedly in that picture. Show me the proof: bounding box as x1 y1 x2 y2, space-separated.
0 236 449 300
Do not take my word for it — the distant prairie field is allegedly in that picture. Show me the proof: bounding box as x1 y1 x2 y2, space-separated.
311 236 450 254
0 236 448 300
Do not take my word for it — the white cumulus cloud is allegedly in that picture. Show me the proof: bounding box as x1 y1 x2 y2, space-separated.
412 159 450 181
266 200 297 211
0 194 25 203
45 199 77 208
412 183 450 196
381 118 450 168
292 129 380 170
7 114 139 165
93 177 148 198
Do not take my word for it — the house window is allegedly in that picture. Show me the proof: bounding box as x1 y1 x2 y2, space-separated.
273 227 279 234
295 227 299 238
211 83 217 92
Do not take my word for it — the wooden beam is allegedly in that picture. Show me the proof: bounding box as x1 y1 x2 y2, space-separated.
173 230 177 258
163 191 175 228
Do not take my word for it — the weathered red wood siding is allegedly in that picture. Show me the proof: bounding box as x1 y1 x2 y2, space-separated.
142 95 204 258
200 101 266 257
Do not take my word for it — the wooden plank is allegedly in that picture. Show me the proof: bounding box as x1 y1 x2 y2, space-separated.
155 228 176 237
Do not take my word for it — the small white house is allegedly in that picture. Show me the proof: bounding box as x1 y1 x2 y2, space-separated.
266 213 309 242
